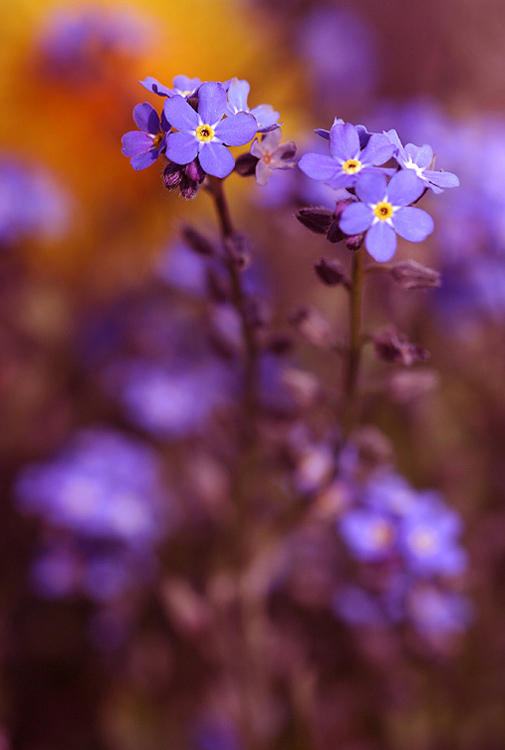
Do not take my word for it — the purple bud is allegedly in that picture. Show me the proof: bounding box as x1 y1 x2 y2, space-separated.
224 232 253 270
314 258 346 286
289 306 333 349
179 174 200 200
296 207 334 234
345 233 365 252
163 162 183 190
374 327 430 367
326 220 344 244
390 260 441 290
234 153 259 177
181 225 216 256
185 158 206 183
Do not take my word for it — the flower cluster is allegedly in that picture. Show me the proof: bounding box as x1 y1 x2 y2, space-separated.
332 468 470 637
298 119 458 261
122 75 297 193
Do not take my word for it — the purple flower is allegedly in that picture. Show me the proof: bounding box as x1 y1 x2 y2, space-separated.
339 170 434 261
386 129 459 193
225 77 280 132
298 121 394 189
398 499 468 576
163 82 258 178
406 585 472 636
339 507 397 561
250 129 297 185
121 102 170 170
139 74 201 98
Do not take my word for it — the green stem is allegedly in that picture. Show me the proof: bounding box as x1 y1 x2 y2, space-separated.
343 247 364 438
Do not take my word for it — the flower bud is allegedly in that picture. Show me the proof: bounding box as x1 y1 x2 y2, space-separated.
295 207 333 234
179 174 200 200
289 306 333 348
390 260 441 290
314 257 346 286
374 327 429 367
234 152 259 177
326 220 344 244
185 158 206 183
345 233 365 252
162 162 183 190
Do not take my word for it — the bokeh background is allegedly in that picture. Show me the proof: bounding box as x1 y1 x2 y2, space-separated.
2 0 505 748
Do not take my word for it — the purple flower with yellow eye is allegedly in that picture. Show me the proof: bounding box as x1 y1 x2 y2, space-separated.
121 102 169 170
298 121 394 189
163 81 258 178
386 129 459 194
226 77 280 132
139 74 201 99
339 170 434 261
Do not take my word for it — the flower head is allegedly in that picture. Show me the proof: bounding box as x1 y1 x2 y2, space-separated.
339 170 434 261
250 129 297 185
299 120 394 189
139 74 202 99
386 129 459 193
163 81 258 178
121 102 170 170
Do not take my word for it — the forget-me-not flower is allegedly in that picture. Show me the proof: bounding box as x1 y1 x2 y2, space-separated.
121 102 170 170
386 129 459 194
139 74 202 99
226 77 280 132
163 81 258 178
339 170 434 261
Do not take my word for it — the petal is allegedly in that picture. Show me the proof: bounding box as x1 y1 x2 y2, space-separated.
340 202 373 235
405 143 433 168
130 150 159 171
393 207 434 242
424 169 460 189
121 131 154 157
132 103 160 134
250 104 280 131
226 78 250 113
199 142 235 178
250 138 264 159
360 133 395 167
138 76 172 97
255 160 271 186
165 131 198 165
298 152 339 181
197 82 227 125
163 95 199 132
355 171 387 204
260 128 283 151
172 75 201 96
387 169 425 206
385 128 404 153
366 222 397 261
329 122 360 160
215 112 257 146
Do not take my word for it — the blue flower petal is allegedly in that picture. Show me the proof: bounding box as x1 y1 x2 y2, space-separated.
163 95 199 132
132 103 160 135
339 202 373 235
121 131 154 158
424 169 460 189
298 153 339 181
197 82 227 125
329 122 360 161
360 133 395 166
226 78 250 113
405 143 433 169
215 112 257 146
165 131 199 165
130 150 159 171
366 222 397 261
355 172 387 204
199 141 235 178
139 77 172 97
172 75 201 96
393 206 434 242
387 170 425 206
250 104 280 131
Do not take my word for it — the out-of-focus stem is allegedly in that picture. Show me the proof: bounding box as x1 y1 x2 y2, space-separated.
207 176 259 431
342 247 364 438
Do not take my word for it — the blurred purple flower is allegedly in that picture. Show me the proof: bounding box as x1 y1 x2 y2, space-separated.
407 585 472 636
339 508 397 561
250 130 297 186
339 170 434 261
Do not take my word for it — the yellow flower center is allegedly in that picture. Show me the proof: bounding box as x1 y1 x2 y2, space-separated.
195 124 215 143
152 131 165 149
373 201 394 221
342 158 362 174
